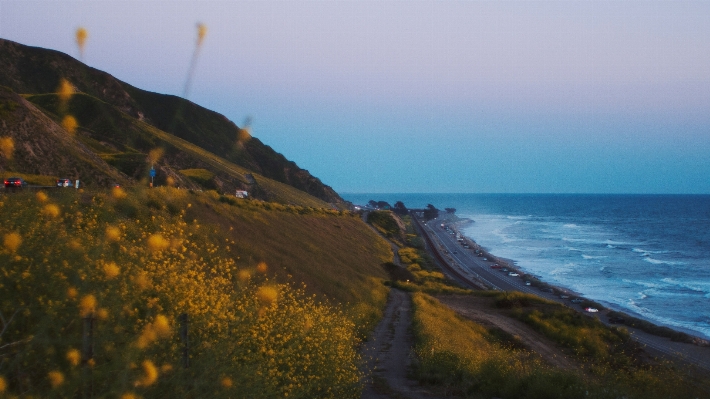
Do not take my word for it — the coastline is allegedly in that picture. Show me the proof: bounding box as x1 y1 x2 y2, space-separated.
434 214 710 347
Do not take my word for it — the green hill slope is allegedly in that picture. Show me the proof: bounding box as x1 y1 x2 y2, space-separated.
0 38 342 204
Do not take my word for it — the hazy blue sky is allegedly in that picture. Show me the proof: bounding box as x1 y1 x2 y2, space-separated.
2 1 709 194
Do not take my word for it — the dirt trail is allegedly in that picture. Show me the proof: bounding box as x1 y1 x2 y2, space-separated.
361 289 436 399
436 295 578 370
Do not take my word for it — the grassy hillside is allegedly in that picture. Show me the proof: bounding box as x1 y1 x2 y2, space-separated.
0 187 390 397
0 38 342 204
411 291 710 399
0 86 128 186
24 92 334 207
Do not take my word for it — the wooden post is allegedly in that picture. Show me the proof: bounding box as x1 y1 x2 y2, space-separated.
179 313 189 368
82 315 94 399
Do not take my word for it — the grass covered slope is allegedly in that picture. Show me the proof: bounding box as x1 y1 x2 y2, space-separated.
0 187 390 398
0 38 343 204
411 291 709 399
24 92 334 207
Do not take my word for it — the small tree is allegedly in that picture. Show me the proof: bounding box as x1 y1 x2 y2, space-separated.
393 201 408 215
423 204 439 220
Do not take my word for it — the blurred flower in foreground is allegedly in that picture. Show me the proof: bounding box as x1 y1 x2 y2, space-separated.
36 191 48 202
66 348 81 367
147 234 169 252
183 23 207 98
103 262 120 279
3 232 21 252
148 148 164 164
134 360 158 387
112 186 127 199
257 286 278 307
48 370 64 388
221 377 233 388
105 226 121 242
197 23 207 46
0 137 14 159
79 294 97 317
62 115 78 135
58 78 75 102
256 261 268 274
76 27 88 60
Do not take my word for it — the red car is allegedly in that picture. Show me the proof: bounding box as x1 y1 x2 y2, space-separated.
4 177 27 189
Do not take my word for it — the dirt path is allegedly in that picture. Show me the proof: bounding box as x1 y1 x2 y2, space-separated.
361 289 435 399
436 295 578 370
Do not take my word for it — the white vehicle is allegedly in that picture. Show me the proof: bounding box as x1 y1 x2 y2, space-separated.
508 272 519 277
584 307 599 313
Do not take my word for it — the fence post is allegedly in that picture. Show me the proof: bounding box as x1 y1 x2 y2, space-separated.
82 315 94 399
179 313 189 368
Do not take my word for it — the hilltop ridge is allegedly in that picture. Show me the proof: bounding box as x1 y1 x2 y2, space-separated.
0 38 342 206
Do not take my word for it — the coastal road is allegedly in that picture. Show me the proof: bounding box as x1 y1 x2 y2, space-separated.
415 214 710 372
420 216 539 294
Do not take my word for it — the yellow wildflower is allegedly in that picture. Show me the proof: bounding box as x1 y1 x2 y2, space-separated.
58 78 74 102
103 262 120 279
105 226 121 242
197 23 207 46
121 393 138 399
66 349 81 366
148 148 164 164
134 272 151 290
256 262 268 274
3 232 21 252
36 191 48 202
42 204 61 218
48 370 64 388
76 27 88 50
97 308 109 320
0 136 14 159
147 234 169 252
134 360 158 387
136 315 170 348
67 287 78 299
221 377 233 388
0 376 6 392
62 115 78 134
257 286 278 307
79 294 96 317
112 186 127 199
238 269 251 282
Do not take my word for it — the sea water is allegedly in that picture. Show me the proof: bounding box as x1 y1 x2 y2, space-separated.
342 193 710 339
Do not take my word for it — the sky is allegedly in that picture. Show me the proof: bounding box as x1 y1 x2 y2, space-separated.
1 0 709 194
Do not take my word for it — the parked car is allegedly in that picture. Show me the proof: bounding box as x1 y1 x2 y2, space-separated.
57 178 72 187
560 295 570 299
4 177 27 189
585 307 599 313
508 272 520 277
490 264 502 269
571 298 584 304
525 281 531 286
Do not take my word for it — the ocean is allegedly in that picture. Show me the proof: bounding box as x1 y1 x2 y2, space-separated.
342 193 710 339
